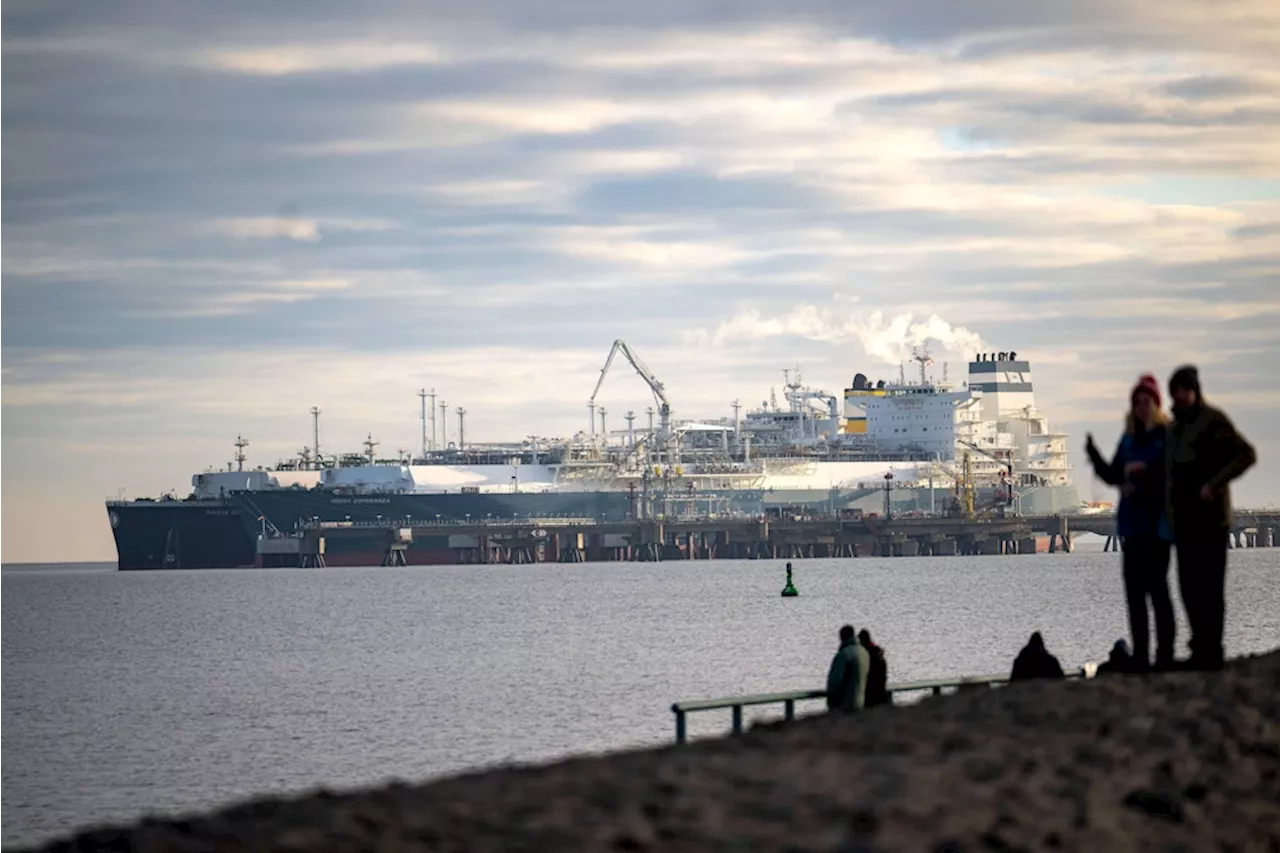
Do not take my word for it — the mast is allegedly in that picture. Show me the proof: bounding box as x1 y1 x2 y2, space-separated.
428 389 437 452
456 406 466 450
363 433 378 464
418 389 428 458
439 400 448 447
912 344 933 385
310 407 321 468
233 435 249 472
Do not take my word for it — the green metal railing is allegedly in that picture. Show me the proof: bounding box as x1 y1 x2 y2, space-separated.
670 667 1089 744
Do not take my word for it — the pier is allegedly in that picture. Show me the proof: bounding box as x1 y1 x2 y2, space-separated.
257 510 1280 566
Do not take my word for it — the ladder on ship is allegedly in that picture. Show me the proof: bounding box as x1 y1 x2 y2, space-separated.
227 492 283 537
163 528 181 569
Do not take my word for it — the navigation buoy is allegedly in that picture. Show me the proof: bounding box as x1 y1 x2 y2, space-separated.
781 562 798 597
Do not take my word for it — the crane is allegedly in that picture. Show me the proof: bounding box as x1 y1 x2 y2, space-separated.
589 340 672 442
932 453 976 519
957 439 1016 515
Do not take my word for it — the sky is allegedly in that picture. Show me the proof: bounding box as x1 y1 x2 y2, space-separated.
3 0 1279 562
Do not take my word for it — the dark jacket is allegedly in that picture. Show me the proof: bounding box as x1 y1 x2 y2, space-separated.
861 641 891 707
1166 402 1256 534
1087 424 1171 540
1010 640 1065 681
826 639 870 711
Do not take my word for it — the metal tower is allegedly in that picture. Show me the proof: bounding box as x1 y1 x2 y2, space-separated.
310 407 321 468
418 389 429 458
428 389 437 452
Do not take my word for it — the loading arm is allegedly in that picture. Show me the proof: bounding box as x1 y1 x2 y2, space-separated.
589 340 672 437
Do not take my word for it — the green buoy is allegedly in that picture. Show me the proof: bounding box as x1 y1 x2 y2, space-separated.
781 562 798 597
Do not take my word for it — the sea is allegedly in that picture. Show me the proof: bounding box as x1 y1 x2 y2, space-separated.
3 550 1279 848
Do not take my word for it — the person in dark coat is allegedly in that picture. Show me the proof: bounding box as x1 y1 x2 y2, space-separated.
1096 639 1134 675
858 629 892 707
1086 373 1175 671
826 625 869 711
1165 366 1256 671
1010 632 1065 681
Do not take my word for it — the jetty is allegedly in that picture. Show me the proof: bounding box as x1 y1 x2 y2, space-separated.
263 509 1280 566
26 650 1280 852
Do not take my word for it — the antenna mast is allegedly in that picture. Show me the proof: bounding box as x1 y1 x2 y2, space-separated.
456 406 466 450
912 344 933 385
428 389 437 452
233 435 249 472
418 389 428 458
310 407 321 468
363 433 378 463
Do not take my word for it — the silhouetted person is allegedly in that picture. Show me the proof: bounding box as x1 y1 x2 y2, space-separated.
1096 639 1134 675
1166 366 1256 671
1086 373 1175 671
1010 632 1065 681
858 629 892 707
826 625 870 711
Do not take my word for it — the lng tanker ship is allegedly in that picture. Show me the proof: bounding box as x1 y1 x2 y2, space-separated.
106 347 1078 569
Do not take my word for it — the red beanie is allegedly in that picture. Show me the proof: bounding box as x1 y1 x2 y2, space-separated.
1132 373 1161 407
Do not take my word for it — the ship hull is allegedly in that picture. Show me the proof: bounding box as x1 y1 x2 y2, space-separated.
106 483 1080 569
107 501 256 570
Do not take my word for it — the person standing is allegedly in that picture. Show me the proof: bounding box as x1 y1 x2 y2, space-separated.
1085 374 1175 671
1165 366 1256 671
826 625 870 712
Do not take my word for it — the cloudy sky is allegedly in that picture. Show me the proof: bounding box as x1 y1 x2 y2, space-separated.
4 0 1278 562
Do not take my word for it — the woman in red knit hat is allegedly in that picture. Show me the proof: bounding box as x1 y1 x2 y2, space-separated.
1085 374 1174 672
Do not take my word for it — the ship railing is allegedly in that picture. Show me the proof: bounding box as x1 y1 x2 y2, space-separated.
670 667 1090 744
299 516 606 531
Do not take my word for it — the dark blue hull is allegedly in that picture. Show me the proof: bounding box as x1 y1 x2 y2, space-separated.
105 485 920 569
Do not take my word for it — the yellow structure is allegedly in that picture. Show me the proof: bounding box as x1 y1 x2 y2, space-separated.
842 388 885 435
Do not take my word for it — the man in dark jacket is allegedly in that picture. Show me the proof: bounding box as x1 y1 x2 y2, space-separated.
1166 366 1256 671
826 625 869 711
858 629 892 707
1010 632 1065 681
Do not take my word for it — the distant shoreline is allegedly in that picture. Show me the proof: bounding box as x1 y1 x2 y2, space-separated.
1 561 115 570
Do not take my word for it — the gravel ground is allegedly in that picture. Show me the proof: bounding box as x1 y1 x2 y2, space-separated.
28 650 1280 852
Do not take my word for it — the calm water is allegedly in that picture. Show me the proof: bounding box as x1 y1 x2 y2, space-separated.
4 551 1279 847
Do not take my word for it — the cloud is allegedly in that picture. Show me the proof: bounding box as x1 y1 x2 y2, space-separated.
208 217 398 242
692 303 986 366
4 1 1280 561
197 41 448 75
212 217 322 241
